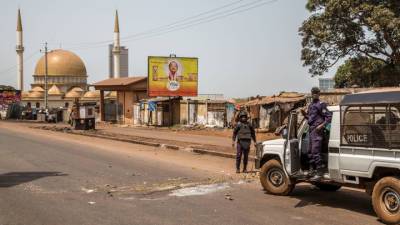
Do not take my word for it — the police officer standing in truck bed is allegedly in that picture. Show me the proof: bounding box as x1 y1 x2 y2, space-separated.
232 111 257 174
301 87 332 181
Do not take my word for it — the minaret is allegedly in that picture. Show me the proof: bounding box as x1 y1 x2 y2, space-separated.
16 9 24 91
113 10 121 78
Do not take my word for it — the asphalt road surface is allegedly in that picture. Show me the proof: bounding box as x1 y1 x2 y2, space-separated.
0 122 382 225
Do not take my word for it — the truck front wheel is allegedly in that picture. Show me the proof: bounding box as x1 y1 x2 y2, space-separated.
260 159 295 196
372 176 400 225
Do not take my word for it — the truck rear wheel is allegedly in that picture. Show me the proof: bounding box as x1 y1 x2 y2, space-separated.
372 176 400 225
260 159 294 196
314 183 341 192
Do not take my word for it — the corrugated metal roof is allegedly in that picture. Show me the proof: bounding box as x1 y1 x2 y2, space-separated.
93 76 146 87
244 92 306 106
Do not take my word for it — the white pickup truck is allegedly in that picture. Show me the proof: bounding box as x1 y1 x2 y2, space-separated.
255 90 400 224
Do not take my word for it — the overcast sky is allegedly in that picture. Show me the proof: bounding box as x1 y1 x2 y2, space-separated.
0 0 333 97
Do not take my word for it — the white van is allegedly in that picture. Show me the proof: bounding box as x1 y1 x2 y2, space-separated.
255 90 400 224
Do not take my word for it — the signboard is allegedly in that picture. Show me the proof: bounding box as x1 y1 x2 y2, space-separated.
148 56 198 97
0 90 21 110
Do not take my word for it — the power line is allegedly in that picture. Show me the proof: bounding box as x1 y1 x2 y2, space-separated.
0 50 40 76
64 0 279 51
120 0 249 41
59 0 247 48
125 0 278 42
122 0 277 41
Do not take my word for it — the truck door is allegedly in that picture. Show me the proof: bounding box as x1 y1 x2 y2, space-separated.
284 112 301 175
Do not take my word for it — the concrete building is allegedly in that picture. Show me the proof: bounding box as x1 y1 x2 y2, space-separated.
135 96 234 127
93 77 148 123
319 78 335 91
109 44 128 78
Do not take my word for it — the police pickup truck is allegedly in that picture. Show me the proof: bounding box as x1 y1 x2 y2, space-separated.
255 90 400 224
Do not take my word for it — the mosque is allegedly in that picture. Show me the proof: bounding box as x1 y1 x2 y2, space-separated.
15 9 109 109
21 49 101 108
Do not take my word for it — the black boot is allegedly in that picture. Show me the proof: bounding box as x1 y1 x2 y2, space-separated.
310 165 326 181
305 166 315 178
236 169 240 174
242 164 248 173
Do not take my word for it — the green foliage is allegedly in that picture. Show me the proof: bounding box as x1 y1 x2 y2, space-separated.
300 0 400 77
0 85 15 91
334 57 400 88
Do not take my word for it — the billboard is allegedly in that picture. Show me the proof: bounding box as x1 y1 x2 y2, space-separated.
0 90 21 110
148 56 198 97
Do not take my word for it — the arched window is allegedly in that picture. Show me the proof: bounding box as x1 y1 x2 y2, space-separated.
65 102 69 108
35 102 40 108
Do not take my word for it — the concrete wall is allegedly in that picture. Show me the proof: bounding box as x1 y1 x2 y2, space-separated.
131 99 230 127
116 90 148 125
180 101 188 124
172 99 181 125
21 99 96 109
197 103 207 124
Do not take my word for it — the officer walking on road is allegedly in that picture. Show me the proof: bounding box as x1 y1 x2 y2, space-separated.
232 111 257 174
301 87 332 181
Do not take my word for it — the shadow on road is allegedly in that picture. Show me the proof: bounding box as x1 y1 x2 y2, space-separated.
0 172 67 188
289 185 376 217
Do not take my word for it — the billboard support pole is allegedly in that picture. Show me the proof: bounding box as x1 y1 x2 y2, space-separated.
205 99 208 125
187 99 190 125
168 97 171 126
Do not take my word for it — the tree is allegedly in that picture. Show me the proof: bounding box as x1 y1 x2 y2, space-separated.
299 0 400 77
0 85 15 91
334 57 384 88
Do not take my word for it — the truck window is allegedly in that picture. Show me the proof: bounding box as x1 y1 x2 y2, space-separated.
341 106 389 148
389 105 400 149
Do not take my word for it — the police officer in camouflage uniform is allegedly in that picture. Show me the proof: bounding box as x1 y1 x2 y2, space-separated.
301 87 332 181
232 111 256 173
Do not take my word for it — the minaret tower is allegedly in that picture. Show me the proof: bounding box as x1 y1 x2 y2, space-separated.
113 10 121 78
16 9 24 91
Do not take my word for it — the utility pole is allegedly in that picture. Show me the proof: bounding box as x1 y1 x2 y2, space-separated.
40 42 49 110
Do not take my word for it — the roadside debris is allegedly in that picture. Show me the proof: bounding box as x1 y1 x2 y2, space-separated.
224 193 234 201
169 183 230 197
81 187 96 194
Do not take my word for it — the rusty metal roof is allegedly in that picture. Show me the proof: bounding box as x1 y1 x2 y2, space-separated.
93 77 146 87
244 92 306 106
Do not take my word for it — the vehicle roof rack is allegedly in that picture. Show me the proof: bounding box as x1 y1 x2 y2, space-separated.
340 91 400 106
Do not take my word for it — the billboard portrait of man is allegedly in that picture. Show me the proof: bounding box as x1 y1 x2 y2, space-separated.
168 61 180 81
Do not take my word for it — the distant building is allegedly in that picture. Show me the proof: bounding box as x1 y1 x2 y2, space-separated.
109 44 129 78
319 78 335 91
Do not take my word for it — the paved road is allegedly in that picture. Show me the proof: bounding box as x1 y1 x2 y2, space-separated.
0 123 382 225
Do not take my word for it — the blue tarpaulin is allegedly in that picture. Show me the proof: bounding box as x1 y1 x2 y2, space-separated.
148 101 157 112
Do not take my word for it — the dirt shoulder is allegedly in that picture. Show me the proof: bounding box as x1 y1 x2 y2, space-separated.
97 123 277 141
6 121 279 157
